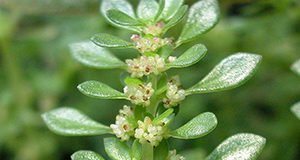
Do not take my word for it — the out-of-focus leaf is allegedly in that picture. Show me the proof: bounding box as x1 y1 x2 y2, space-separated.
170 112 217 139
77 81 126 99
167 44 207 68
71 150 105 160
158 0 184 21
42 107 111 136
132 140 142 160
137 0 159 21
291 59 300 76
206 133 266 160
104 137 131 160
186 53 262 95
101 0 140 32
182 148 206 160
163 5 188 32
177 0 220 45
0 10 16 38
70 41 126 69
154 140 169 160
107 9 142 26
91 33 133 49
291 102 300 120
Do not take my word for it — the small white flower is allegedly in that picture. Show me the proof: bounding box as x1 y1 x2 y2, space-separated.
168 56 177 63
124 83 154 106
131 36 171 53
167 150 185 160
134 117 165 146
163 77 186 108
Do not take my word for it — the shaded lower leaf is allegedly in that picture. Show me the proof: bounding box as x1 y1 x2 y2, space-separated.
186 53 262 95
77 81 126 99
91 33 133 49
291 101 300 120
42 107 111 136
70 41 126 69
206 133 266 160
170 112 217 139
71 150 105 160
104 137 131 160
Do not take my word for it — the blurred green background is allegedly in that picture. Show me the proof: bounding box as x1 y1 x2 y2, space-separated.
0 0 300 159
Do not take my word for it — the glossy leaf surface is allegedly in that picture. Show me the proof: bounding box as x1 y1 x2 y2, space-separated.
71 151 105 160
137 0 159 21
91 33 133 49
104 137 131 160
107 9 142 26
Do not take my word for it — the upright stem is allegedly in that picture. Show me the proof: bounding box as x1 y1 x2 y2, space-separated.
142 142 153 160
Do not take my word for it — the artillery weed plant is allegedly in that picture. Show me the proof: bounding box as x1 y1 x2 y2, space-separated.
42 0 266 159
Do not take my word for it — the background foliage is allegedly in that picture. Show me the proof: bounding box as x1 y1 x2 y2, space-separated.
0 0 299 159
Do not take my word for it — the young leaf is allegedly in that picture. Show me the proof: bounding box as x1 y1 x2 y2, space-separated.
77 81 126 99
132 140 142 160
101 0 140 32
154 140 169 160
91 33 133 49
70 41 126 69
163 5 188 32
167 44 207 68
170 112 217 139
206 133 266 160
158 0 184 21
42 107 112 136
137 0 159 21
291 102 300 120
186 53 262 95
104 137 131 160
291 59 300 76
71 151 105 160
107 9 142 26
177 0 220 45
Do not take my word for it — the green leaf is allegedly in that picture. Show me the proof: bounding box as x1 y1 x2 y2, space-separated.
132 140 142 160
77 81 126 99
137 0 159 21
42 107 111 136
69 41 126 69
158 0 184 21
167 44 207 68
104 137 131 160
170 112 217 139
91 33 133 49
291 59 300 76
186 53 262 95
107 9 142 26
154 140 169 160
71 151 105 160
163 5 188 32
177 0 220 45
291 102 300 120
101 0 140 32
206 133 266 160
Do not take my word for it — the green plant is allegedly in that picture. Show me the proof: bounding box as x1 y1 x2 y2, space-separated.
291 59 300 119
42 0 266 159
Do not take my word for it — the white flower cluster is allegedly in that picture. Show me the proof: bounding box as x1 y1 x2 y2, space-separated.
167 150 185 160
110 105 135 141
126 55 166 78
131 34 172 53
124 83 154 106
134 117 165 146
163 77 186 108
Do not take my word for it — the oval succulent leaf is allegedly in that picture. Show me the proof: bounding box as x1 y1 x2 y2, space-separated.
291 59 300 76
132 140 142 160
167 44 207 68
186 53 262 95
170 112 217 139
41 107 112 136
77 81 126 99
104 137 132 160
163 5 188 33
154 140 169 160
159 0 184 21
291 102 300 120
177 0 220 45
101 0 140 32
107 9 142 26
206 133 266 160
70 41 126 69
91 33 133 49
137 0 159 21
71 151 105 160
